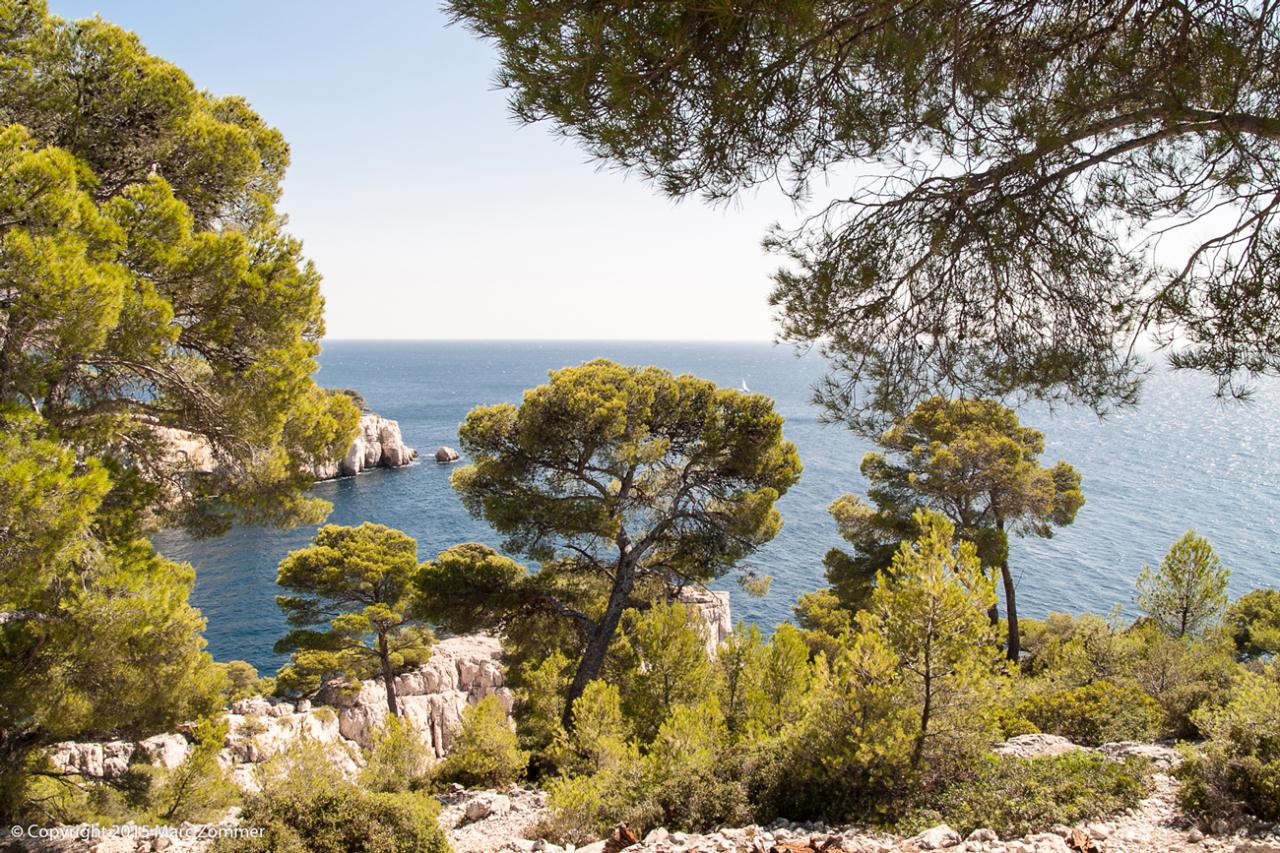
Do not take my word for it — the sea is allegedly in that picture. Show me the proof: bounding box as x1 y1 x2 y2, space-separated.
155 340 1280 673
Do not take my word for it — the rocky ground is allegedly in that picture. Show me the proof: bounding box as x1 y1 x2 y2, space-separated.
14 764 1280 853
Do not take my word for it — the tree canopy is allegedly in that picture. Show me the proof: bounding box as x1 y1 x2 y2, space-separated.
416 359 801 726
815 397 1082 659
1137 531 1230 639
275 524 433 714
0 3 355 819
448 0 1280 428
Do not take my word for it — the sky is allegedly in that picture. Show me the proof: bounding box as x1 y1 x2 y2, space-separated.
48 0 805 341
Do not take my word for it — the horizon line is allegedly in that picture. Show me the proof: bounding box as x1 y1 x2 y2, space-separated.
321 337 789 345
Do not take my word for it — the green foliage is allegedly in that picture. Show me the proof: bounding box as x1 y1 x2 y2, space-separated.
912 753 1152 839
427 359 801 725
1137 532 1229 639
448 0 1280 424
792 588 852 661
274 524 432 714
360 716 434 794
819 397 1082 660
1018 681 1163 746
149 719 240 823
543 692 749 841
614 602 715 741
219 660 270 703
435 695 528 788
640 699 751 832
751 515 1005 823
1179 669 1280 821
547 679 633 778
0 3 358 819
865 510 1005 773
219 740 451 853
1227 589 1280 661
748 630 915 822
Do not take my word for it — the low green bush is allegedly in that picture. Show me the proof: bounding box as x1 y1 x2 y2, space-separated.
216 739 451 853
434 695 528 788
1018 680 1162 745
1178 670 1280 821
909 752 1152 838
360 716 433 793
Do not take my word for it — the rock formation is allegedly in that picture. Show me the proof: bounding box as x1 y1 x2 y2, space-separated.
435 445 461 463
678 587 733 657
312 411 418 479
46 636 511 791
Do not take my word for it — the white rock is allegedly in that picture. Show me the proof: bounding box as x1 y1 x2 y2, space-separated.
1188 827 1205 842
967 828 998 842
993 734 1083 759
464 792 512 822
1085 823 1111 839
137 733 189 769
911 824 962 849
1097 741 1182 769
1026 832 1070 853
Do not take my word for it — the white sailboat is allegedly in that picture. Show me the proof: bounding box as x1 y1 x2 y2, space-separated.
741 378 750 393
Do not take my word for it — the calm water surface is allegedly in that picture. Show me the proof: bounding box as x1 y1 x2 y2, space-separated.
157 341 1280 671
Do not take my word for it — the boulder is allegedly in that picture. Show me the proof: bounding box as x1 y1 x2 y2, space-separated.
47 740 136 780
464 792 511 821
136 733 190 769
1097 741 1182 769
994 733 1083 759
435 445 461 463
319 412 417 479
315 634 512 752
967 828 998 842
910 824 961 849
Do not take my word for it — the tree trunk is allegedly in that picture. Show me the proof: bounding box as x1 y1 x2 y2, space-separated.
562 560 636 731
1001 559 1020 662
378 633 399 716
911 633 933 772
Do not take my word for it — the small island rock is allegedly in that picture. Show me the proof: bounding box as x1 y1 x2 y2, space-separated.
435 445 461 463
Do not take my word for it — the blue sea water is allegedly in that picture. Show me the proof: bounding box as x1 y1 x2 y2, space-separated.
157 341 1280 672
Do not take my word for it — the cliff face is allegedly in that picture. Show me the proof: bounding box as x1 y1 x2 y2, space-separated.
155 410 417 484
312 412 418 479
46 636 511 791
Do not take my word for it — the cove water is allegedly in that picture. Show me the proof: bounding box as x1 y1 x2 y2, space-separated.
156 341 1280 672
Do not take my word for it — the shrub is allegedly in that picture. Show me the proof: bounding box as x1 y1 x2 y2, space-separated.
360 716 433 793
615 602 716 742
149 719 240 823
1178 670 1280 821
910 752 1152 838
1226 590 1280 661
434 695 527 788
219 660 268 703
1121 624 1238 739
640 700 751 832
216 739 450 853
1019 680 1162 745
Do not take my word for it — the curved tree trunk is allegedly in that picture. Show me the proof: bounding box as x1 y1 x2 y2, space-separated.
561 560 636 731
1001 559 1019 662
378 633 399 716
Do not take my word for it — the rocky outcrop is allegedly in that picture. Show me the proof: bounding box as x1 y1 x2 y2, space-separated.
435 445 461 463
45 636 511 792
993 733 1084 759
313 412 418 479
154 410 417 483
315 634 512 753
678 587 733 657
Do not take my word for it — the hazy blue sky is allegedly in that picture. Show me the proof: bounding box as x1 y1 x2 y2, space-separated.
49 0 804 340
